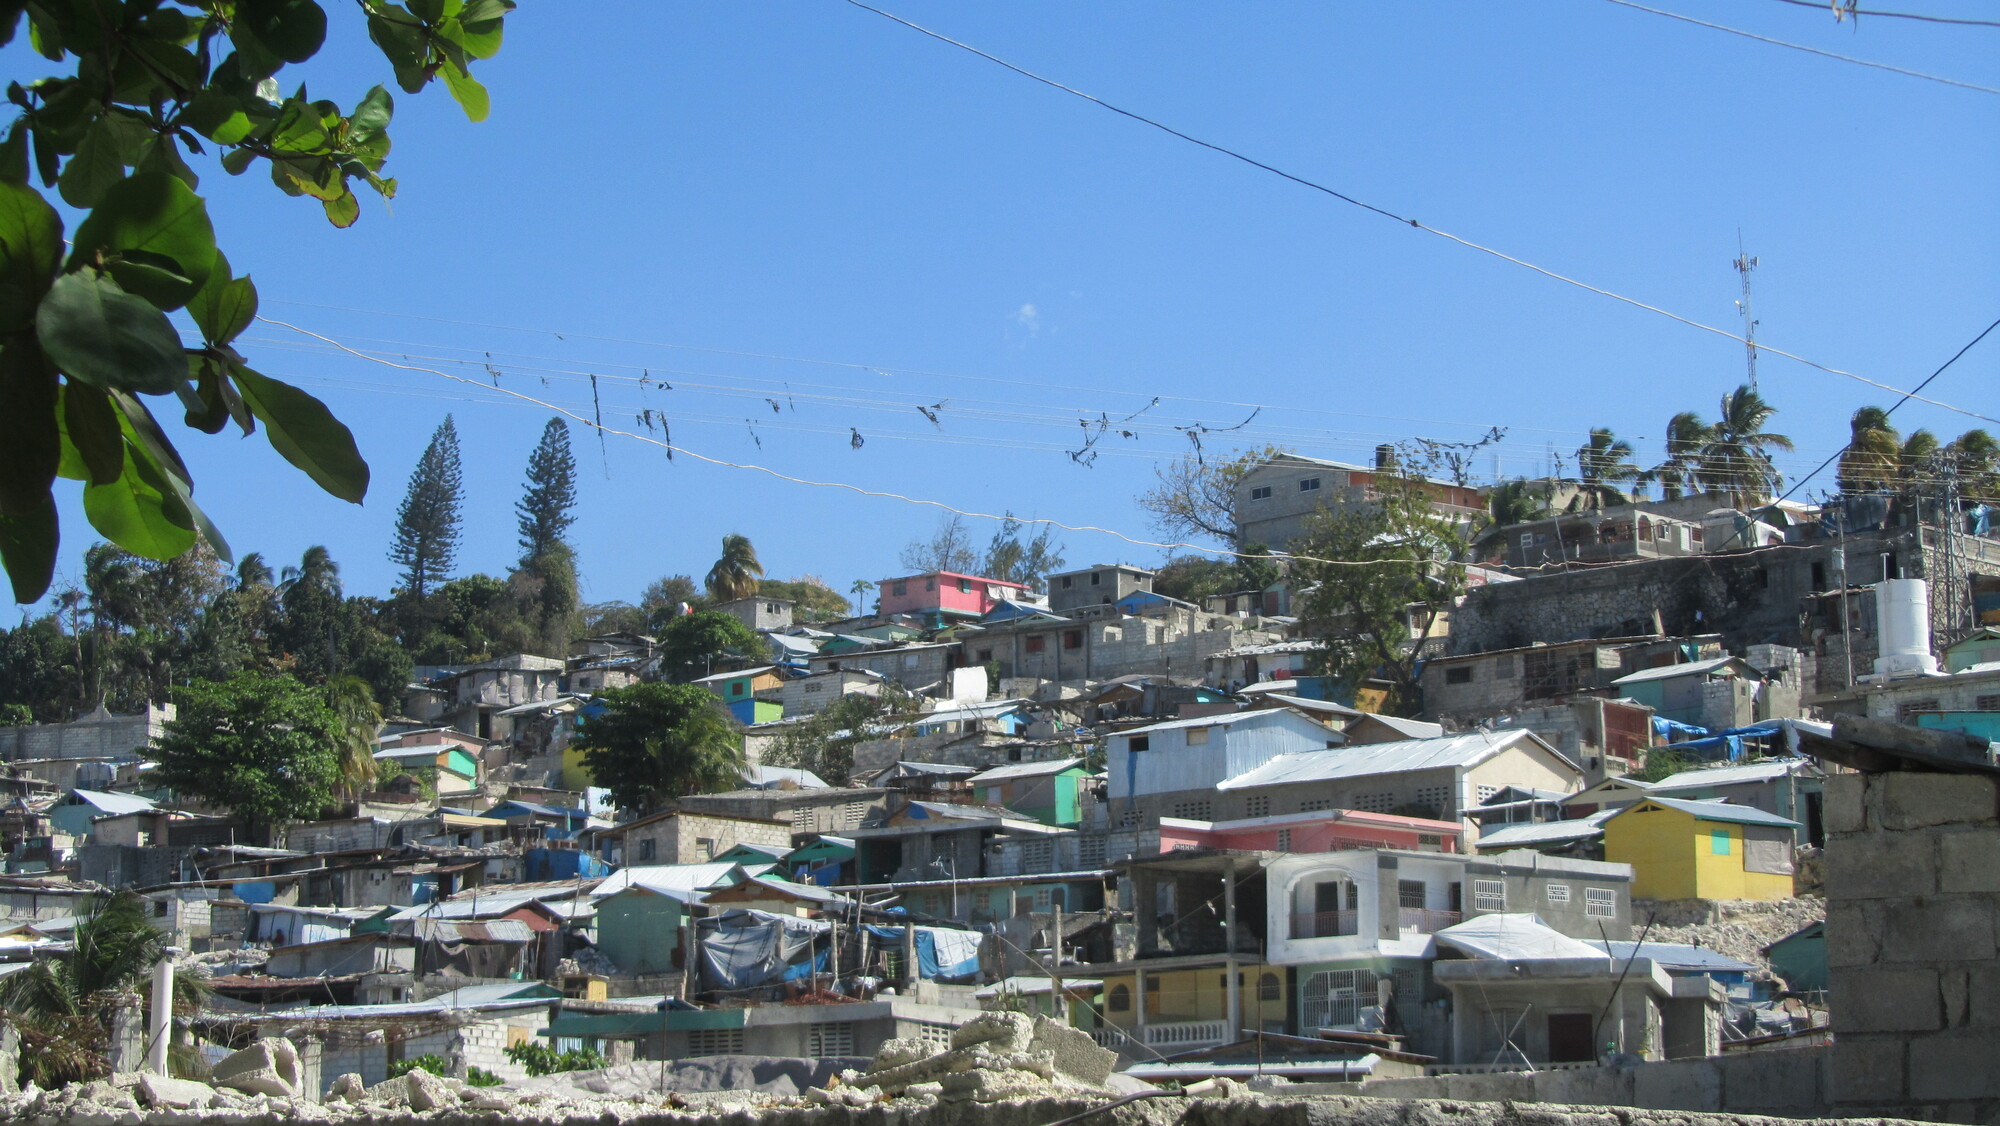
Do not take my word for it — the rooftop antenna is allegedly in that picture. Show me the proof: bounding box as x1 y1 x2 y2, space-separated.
1733 233 1760 392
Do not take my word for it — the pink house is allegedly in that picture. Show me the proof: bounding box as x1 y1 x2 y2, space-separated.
1158 808 1465 855
876 571 1032 620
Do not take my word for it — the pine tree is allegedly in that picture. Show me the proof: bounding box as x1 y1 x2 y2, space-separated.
389 417 464 628
517 418 579 564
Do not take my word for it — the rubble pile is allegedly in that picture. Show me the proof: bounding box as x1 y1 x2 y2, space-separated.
1641 896 1827 970
810 1011 1145 1107
175 947 270 981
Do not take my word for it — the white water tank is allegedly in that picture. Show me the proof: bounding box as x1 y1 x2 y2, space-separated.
1872 578 1940 680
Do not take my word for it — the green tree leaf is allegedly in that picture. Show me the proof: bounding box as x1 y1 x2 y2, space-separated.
0 178 62 332
35 269 186 395
0 335 59 521
440 63 490 123
321 188 358 227
55 118 124 209
237 0 328 64
59 381 126 486
82 439 197 560
68 170 218 311
0 494 56 603
183 90 257 146
187 252 258 345
229 362 369 503
350 85 393 142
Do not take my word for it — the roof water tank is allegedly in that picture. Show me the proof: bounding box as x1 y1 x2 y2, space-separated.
1872 578 1940 680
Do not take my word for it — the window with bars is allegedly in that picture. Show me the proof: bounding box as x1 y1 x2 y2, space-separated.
688 1028 744 1056
1302 969 1376 1030
1301 798 1335 813
791 807 814 831
1354 793 1395 813
1245 796 1271 818
1979 694 2000 711
807 1022 854 1057
913 1023 954 1050
1398 880 1427 909
1023 841 1052 871
1079 836 1106 867
1898 699 1940 720
1545 883 1571 904
1275 828 1292 851
1171 800 1214 820
1415 786 1451 816
1585 888 1617 918
1258 973 1281 1001
1472 879 1506 911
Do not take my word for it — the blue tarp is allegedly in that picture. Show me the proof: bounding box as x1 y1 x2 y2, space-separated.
1652 717 1709 740
863 925 984 979
697 910 832 992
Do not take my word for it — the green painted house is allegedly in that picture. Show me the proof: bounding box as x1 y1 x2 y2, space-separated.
967 757 1088 827
592 886 697 977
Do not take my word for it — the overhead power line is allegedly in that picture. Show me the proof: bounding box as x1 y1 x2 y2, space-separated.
839 0 2000 427
1763 0 2000 29
1775 313 2000 504
1600 0 2000 95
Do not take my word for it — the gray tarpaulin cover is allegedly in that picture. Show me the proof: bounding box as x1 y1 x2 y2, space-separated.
696 909 831 992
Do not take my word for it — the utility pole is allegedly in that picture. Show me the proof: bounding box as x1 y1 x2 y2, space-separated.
1734 237 1761 393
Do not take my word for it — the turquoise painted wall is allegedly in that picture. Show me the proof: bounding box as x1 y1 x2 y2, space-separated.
594 891 684 976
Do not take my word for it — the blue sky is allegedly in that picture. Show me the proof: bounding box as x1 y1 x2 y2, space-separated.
20 1 2000 612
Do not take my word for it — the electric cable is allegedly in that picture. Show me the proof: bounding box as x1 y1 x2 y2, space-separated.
1599 0 2000 94
838 0 2000 425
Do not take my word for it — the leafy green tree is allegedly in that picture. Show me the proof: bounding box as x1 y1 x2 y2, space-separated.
705 534 764 602
1151 555 1242 606
1697 385 1794 508
765 682 924 784
981 513 1066 592
151 672 344 841
1947 429 2000 503
1573 427 1639 508
640 573 703 632
1641 411 1715 500
1837 406 1900 494
1630 748 1699 783
503 1041 606 1077
1136 445 1289 546
578 600 648 637
517 418 578 563
3 890 205 1086
388 415 464 634
577 682 744 814
0 1 513 606
758 576 851 623
325 674 381 804
1291 445 1473 715
655 609 762 683
0 614 80 721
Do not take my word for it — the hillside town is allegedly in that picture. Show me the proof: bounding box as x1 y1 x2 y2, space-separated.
1 441 1996 1120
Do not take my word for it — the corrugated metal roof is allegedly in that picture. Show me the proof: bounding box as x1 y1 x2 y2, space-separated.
1619 795 1801 828
1591 940 1756 973
1476 810 1615 849
968 757 1084 783
1217 730 1549 790
407 918 536 944
67 789 158 815
1610 656 1747 686
1648 759 1810 792
591 861 743 899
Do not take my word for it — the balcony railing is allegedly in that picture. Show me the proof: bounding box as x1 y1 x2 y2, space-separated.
1289 910 1358 939
1088 1020 1230 1053
1398 907 1462 933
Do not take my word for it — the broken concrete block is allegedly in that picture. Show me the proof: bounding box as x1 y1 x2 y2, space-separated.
327 1074 365 1103
211 1037 301 1098
1029 1015 1117 1088
136 1073 214 1111
949 1010 1034 1053
938 1068 1050 1103
864 1037 931 1073
402 1067 454 1112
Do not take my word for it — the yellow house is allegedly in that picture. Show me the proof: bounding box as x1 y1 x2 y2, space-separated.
1602 796 1800 901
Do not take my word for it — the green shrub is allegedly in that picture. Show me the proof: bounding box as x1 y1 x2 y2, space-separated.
503 1041 606 1077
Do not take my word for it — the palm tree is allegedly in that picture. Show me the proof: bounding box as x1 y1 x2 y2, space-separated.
1474 478 1553 557
848 579 876 616
705 534 764 602
1836 406 1900 494
1899 429 1939 484
2 891 205 1086
1697 385 1794 508
1574 428 1640 508
1947 429 2000 502
1642 411 1715 500
325 675 382 805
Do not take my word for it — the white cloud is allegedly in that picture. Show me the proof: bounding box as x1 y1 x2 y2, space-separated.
1009 303 1041 336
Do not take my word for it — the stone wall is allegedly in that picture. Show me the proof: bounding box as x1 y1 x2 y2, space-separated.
1823 768 2000 1122
0 703 172 762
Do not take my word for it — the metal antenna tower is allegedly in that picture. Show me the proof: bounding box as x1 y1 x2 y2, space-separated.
1728 236 1760 394
1733 234 1760 392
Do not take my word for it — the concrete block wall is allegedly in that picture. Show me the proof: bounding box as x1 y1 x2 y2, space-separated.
1824 769 2000 1123
1357 1048 1830 1117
